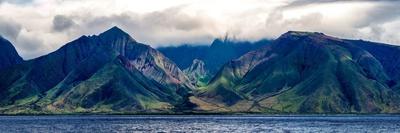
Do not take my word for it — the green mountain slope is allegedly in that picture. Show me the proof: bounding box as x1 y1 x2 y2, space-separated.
199 31 400 113
0 27 193 114
1 29 400 114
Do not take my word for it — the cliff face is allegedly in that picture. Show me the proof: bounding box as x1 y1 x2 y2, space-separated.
184 59 210 87
158 38 271 87
0 36 23 70
97 27 194 91
199 31 400 113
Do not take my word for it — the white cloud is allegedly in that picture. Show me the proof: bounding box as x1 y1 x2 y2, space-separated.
0 17 22 40
0 0 399 59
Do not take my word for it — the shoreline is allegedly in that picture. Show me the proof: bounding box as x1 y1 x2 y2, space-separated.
1 113 400 116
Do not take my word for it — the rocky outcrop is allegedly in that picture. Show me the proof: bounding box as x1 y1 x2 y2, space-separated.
158 38 271 85
184 59 210 86
97 27 194 90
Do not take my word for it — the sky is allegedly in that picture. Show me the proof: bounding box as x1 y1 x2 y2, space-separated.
0 0 399 59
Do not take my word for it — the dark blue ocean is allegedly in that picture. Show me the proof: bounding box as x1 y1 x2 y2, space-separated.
0 115 399 132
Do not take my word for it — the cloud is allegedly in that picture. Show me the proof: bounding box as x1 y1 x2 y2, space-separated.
261 0 400 43
52 15 76 32
261 11 324 38
14 29 44 58
0 18 22 40
0 0 33 5
285 0 394 8
353 2 400 28
0 0 400 59
66 6 219 45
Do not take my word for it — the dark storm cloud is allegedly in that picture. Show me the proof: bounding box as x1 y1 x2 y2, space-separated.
0 18 22 40
52 15 76 32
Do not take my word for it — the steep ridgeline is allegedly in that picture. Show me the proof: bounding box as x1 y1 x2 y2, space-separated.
0 36 23 70
197 31 400 113
183 59 210 87
0 27 194 114
158 38 271 86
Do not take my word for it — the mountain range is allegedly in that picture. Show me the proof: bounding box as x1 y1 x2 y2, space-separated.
0 27 400 114
0 27 194 114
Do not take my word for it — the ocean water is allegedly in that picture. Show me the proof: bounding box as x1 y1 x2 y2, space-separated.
0 115 399 133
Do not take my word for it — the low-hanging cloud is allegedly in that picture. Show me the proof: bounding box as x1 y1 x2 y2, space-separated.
0 0 399 59
353 2 400 28
68 6 218 45
284 0 394 8
52 15 76 32
0 18 22 41
14 30 44 58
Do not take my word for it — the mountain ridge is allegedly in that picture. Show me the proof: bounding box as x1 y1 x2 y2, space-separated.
0 36 23 70
197 31 400 113
0 26 194 114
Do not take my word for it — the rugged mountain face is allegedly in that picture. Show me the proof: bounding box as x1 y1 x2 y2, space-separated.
158 45 208 70
0 36 23 70
158 38 271 85
183 59 210 87
198 31 400 113
159 38 271 73
345 40 400 87
1 29 400 114
0 27 193 114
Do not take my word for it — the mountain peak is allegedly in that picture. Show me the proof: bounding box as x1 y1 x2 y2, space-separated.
107 26 126 33
210 38 224 47
278 31 341 43
98 26 136 42
283 31 325 37
0 35 23 69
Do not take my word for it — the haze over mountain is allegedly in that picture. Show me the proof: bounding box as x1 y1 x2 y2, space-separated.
158 38 271 86
2 0 399 60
